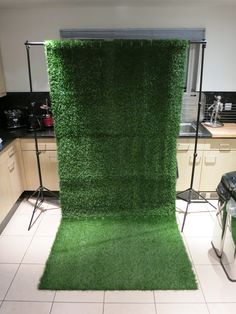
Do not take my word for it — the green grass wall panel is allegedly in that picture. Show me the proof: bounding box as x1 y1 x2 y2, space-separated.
45 39 187 218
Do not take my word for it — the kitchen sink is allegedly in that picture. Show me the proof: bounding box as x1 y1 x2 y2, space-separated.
179 122 211 137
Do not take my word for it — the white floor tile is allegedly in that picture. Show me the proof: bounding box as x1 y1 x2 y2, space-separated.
179 213 215 237
0 236 31 264
105 291 154 303
156 303 209 314
207 200 218 207
0 264 19 301
5 264 54 302
38 199 61 213
209 210 218 221
208 303 236 314
15 199 61 217
196 264 236 302
104 303 156 314
14 200 39 216
35 214 61 237
176 200 210 213
181 236 194 263
51 302 103 314
55 291 104 303
2 197 236 312
185 237 220 265
154 289 205 303
0 301 52 314
22 237 55 264
176 199 187 208
2 214 42 237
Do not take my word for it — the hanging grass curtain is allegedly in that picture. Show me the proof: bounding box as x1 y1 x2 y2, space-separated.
47 39 185 218
39 39 197 290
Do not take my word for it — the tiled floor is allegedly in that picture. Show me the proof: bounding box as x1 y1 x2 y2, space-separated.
0 198 235 314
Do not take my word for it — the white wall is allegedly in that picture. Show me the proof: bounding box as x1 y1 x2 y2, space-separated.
0 4 235 91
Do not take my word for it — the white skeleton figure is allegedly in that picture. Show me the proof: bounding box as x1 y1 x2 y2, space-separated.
208 95 224 124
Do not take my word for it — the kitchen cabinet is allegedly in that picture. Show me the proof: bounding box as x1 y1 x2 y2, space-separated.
200 139 236 191
0 139 24 225
0 46 6 97
177 138 236 193
0 149 12 224
176 138 205 191
7 140 24 203
20 138 59 191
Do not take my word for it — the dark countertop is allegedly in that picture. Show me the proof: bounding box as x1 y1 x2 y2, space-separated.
0 124 212 152
0 123 212 153
0 127 55 152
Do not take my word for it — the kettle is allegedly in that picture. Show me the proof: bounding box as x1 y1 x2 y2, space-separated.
42 113 53 127
40 99 54 128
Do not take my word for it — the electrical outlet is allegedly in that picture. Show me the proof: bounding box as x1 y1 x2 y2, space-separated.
225 103 232 111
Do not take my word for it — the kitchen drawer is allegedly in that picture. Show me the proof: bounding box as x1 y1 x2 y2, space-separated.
204 139 236 151
177 138 205 151
20 138 57 151
2 139 21 158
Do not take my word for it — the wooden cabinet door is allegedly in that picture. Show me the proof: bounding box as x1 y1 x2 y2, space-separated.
0 151 12 224
7 141 24 203
21 139 59 191
41 150 59 191
200 150 236 191
21 150 39 190
176 150 203 192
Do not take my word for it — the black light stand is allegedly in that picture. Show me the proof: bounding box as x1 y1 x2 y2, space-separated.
25 41 58 231
177 41 216 232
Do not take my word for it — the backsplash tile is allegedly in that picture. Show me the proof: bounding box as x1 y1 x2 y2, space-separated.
1 91 236 130
0 92 50 129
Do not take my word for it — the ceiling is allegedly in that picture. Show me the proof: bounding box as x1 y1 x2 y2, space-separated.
0 0 236 9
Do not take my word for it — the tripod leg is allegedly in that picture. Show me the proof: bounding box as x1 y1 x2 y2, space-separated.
28 189 41 231
28 188 39 200
40 187 45 204
43 187 59 198
181 201 190 232
198 193 217 209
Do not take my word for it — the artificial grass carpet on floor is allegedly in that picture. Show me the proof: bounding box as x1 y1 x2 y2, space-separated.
39 216 197 290
39 39 197 290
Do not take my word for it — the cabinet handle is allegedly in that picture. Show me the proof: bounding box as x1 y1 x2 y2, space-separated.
8 146 15 157
219 143 231 151
189 156 201 164
8 162 15 172
177 143 190 151
204 156 216 164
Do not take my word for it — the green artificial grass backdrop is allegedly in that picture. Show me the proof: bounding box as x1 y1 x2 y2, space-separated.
39 39 197 290
40 217 196 290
